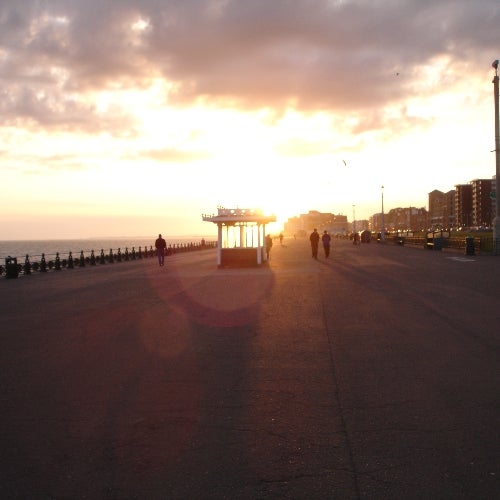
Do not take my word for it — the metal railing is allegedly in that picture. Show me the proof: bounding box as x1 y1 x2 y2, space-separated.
1 241 216 278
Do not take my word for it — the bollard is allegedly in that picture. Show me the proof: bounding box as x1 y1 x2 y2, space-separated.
55 252 61 271
79 250 85 267
40 254 47 272
5 256 19 279
465 236 475 256
24 254 31 275
90 250 96 266
100 249 106 265
68 251 74 269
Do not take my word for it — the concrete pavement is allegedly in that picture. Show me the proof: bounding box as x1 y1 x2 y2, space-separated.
0 238 498 499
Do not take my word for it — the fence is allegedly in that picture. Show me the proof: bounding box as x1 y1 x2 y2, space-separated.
1 241 216 278
393 234 490 253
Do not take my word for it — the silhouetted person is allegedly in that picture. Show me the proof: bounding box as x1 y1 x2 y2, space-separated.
279 233 284 245
310 228 320 259
322 230 331 258
155 233 167 267
265 234 273 260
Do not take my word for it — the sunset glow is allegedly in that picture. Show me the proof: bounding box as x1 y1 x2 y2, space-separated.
0 1 498 239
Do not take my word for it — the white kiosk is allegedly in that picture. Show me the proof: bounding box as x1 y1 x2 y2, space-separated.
202 207 276 267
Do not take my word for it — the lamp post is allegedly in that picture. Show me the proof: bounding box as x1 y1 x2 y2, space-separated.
381 185 385 242
352 204 356 233
493 60 500 254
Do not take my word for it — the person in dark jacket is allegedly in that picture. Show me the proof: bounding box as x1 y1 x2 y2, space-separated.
265 234 273 260
309 228 320 259
155 233 167 267
322 230 331 258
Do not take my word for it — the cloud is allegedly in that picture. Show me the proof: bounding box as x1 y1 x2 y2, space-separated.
0 86 138 134
20 153 88 174
275 137 336 157
0 0 498 129
137 148 212 163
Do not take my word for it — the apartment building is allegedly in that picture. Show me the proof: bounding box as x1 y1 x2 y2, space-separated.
428 189 455 229
471 178 493 227
454 184 473 228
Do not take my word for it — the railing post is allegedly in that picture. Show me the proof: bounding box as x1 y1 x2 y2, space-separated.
24 254 31 275
55 252 61 271
40 254 47 272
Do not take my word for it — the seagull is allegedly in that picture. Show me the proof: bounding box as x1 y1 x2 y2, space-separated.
342 159 347 166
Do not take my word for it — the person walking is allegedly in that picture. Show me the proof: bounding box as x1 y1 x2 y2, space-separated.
265 234 273 260
155 233 167 267
309 228 320 259
322 230 331 258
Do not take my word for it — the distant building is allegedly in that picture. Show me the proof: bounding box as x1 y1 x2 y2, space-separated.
453 180 493 229
378 207 427 231
353 219 369 232
455 184 473 228
428 189 455 229
284 211 348 236
471 178 493 228
387 207 408 230
329 214 348 234
370 213 383 233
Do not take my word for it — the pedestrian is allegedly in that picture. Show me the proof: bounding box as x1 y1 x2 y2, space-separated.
309 228 320 259
322 230 331 258
155 233 167 267
265 234 273 260
279 233 284 245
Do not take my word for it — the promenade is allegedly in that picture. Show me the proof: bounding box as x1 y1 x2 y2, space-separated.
0 238 498 499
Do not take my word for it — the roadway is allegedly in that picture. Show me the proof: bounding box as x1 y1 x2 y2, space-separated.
0 238 498 498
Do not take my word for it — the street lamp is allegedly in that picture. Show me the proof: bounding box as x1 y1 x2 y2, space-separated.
381 185 385 241
492 60 500 254
352 204 356 233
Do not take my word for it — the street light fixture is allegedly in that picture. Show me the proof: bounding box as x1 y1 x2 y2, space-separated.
492 60 500 254
381 186 385 242
352 204 356 233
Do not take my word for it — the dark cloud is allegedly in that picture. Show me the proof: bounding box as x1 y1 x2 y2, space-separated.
0 87 137 134
0 0 498 130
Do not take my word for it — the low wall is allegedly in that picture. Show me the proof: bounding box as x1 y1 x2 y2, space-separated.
220 247 265 267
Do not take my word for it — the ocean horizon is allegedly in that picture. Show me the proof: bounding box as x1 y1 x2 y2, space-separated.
0 235 217 260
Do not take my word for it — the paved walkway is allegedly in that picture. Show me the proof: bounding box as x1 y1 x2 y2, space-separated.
0 238 498 499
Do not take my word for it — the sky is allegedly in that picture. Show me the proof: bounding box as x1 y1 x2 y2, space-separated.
0 0 499 239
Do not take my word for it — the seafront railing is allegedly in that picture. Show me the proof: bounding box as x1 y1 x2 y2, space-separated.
0 241 216 278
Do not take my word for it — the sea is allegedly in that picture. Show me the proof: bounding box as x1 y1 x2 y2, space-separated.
0 235 217 261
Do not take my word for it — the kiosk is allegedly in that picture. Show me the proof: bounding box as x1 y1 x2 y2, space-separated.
202 207 276 267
